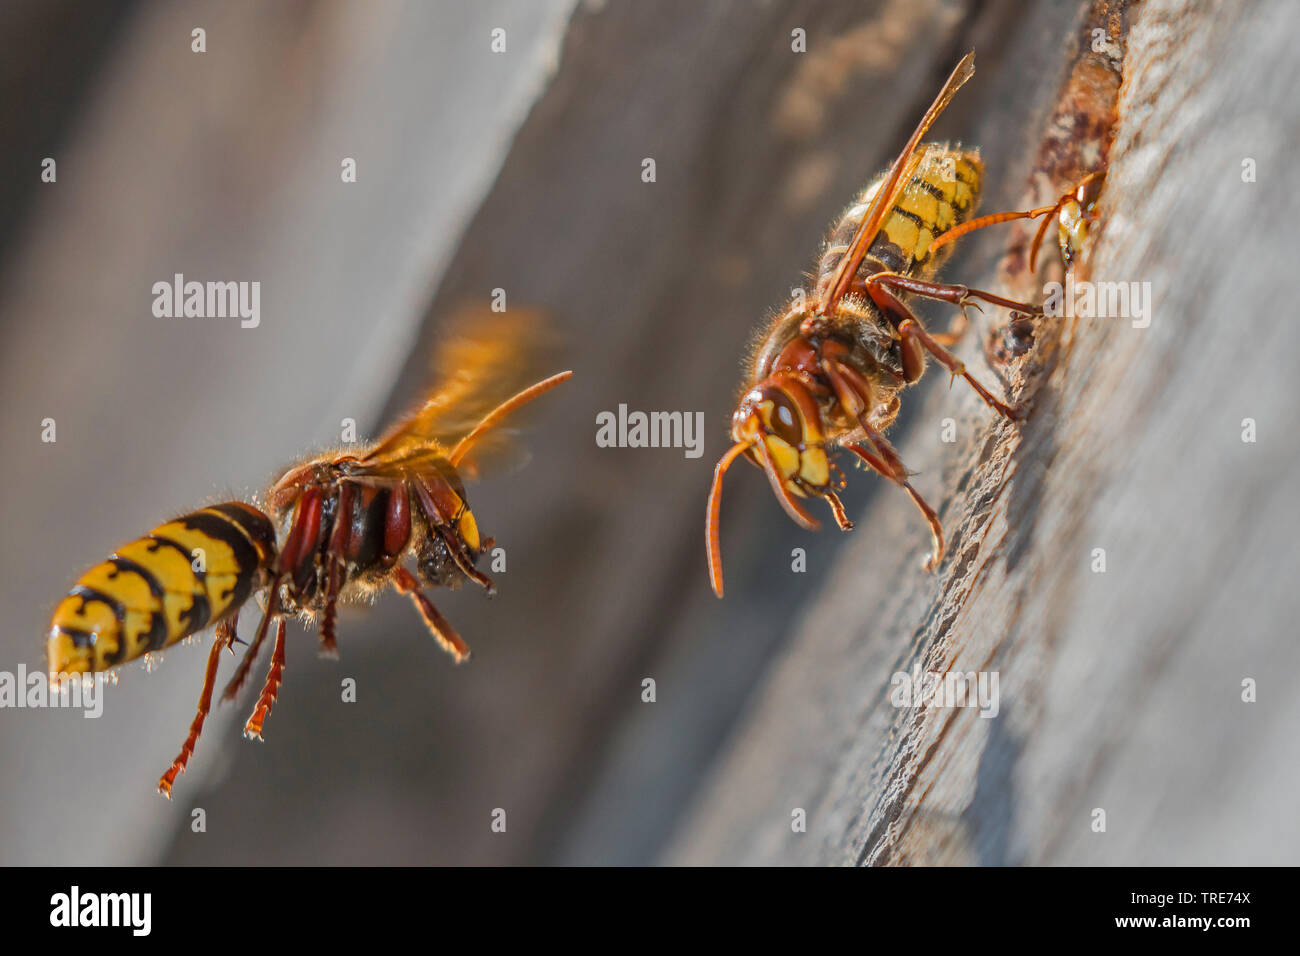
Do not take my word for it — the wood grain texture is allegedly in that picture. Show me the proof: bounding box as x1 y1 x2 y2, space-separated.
668 0 1300 865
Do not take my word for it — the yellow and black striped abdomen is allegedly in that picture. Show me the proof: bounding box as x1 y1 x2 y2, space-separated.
47 502 277 675
819 144 982 286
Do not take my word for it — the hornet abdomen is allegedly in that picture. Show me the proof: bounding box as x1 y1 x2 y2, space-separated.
47 502 277 675
818 146 982 287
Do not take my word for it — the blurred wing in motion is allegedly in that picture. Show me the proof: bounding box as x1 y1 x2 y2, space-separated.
359 304 570 479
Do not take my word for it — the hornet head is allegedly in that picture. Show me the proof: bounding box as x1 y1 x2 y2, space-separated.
706 373 851 597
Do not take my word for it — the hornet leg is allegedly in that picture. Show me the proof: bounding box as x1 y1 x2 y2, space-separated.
394 566 471 663
864 275 1025 421
157 617 236 797
244 617 286 741
846 442 945 572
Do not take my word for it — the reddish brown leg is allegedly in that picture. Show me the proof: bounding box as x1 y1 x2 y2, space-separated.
411 474 495 594
318 481 354 659
871 271 1045 317
864 279 1024 420
902 314 1024 420
928 204 1060 258
319 573 340 660
222 587 281 702
927 170 1107 270
822 358 911 480
825 491 853 530
394 566 471 663
437 525 495 593
846 442 945 572
243 617 286 741
157 618 236 797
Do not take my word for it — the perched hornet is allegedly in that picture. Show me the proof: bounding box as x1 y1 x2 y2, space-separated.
706 52 1102 596
47 309 571 795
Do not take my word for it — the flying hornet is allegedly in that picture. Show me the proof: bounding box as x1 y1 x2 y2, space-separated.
706 52 1104 596
46 309 571 795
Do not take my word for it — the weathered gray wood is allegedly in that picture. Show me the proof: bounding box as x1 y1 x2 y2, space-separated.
668 0 1300 865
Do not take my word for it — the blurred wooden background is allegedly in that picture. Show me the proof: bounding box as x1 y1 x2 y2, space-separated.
1 0 1295 866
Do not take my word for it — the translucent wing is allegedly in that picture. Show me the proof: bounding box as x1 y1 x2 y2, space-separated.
819 52 975 314
359 304 569 478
